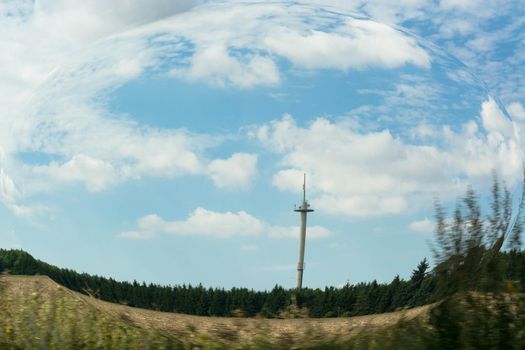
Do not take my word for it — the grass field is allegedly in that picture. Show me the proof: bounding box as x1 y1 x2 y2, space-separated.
0 275 432 349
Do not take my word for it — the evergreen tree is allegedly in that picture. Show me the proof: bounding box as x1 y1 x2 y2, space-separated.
407 258 429 307
410 258 429 286
508 167 524 252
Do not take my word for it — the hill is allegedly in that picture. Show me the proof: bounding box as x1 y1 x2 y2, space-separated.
2 248 524 321
0 275 432 349
0 249 439 318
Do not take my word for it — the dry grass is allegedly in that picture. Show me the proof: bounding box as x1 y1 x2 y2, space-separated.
0 275 432 349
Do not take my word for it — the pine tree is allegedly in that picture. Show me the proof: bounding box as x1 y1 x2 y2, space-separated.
508 167 525 252
410 258 429 286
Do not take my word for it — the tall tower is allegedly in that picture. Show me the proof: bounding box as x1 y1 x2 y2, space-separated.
294 174 314 289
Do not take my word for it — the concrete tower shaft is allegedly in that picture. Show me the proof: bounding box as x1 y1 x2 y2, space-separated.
294 174 313 290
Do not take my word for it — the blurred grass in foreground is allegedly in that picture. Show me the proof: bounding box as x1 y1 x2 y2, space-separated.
342 293 525 349
1 278 523 349
0 278 180 349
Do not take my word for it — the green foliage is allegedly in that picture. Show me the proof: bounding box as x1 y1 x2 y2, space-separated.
432 174 520 296
332 172 525 349
342 293 525 350
0 248 437 319
409 172 525 349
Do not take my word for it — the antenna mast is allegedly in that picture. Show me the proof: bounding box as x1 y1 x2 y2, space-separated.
294 173 313 289
303 173 306 203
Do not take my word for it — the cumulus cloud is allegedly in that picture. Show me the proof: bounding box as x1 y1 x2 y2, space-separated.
119 208 264 239
207 153 258 190
0 168 19 204
249 98 522 217
162 2 429 89
0 167 46 217
508 102 525 122
33 154 117 192
34 0 199 43
119 208 331 240
1 0 521 220
0 1 435 214
170 44 280 88
408 218 434 233
481 98 515 141
0 0 205 213
264 19 430 70
315 194 408 217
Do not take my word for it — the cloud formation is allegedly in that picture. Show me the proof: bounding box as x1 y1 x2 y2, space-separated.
166 4 429 87
408 218 434 234
250 98 522 217
1 1 523 226
119 208 330 240
264 19 429 70
170 44 280 88
0 1 432 215
207 153 258 190
33 154 118 192
119 208 264 239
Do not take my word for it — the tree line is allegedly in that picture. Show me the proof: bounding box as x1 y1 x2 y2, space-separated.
0 248 439 317
1 247 523 318
0 173 523 319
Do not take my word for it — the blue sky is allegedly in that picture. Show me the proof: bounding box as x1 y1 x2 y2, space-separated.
1 0 525 290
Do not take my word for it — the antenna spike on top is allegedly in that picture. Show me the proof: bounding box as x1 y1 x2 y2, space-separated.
303 173 306 202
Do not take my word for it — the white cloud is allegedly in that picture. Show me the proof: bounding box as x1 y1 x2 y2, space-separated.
408 218 434 233
160 3 430 89
4 0 430 211
264 19 430 70
33 154 117 192
116 129 206 179
0 0 209 213
0 1 434 212
170 208 264 237
508 102 525 122
250 98 522 217
0 166 48 217
119 207 331 240
1 0 522 220
170 44 280 88
438 0 486 13
0 168 19 204
354 0 431 25
34 0 199 44
508 102 525 149
481 98 515 141
315 194 408 217
119 208 265 239
207 153 258 190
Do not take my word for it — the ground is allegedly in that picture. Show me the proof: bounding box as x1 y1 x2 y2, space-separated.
0 275 431 349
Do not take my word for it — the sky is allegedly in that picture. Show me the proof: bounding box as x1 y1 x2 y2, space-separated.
1 0 525 290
